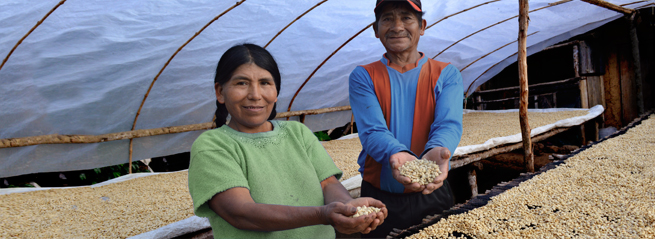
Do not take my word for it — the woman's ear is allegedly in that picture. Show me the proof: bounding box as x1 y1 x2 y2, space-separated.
215 82 225 104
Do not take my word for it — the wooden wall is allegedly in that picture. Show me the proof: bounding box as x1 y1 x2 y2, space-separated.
470 7 654 130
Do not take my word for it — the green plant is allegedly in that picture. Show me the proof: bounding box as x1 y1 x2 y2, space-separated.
314 131 331 141
7 183 34 188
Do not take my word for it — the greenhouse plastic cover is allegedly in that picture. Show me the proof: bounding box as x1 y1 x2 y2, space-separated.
0 0 651 177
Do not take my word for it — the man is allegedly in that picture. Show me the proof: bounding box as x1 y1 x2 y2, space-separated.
348 0 463 237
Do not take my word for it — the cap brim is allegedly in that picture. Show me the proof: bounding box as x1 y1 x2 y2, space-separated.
375 0 422 13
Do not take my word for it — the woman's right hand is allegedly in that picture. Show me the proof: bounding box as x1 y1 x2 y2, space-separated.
321 201 377 234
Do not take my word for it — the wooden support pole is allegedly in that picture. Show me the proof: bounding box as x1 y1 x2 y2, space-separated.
281 105 351 120
518 0 534 173
580 0 635 14
468 167 478 198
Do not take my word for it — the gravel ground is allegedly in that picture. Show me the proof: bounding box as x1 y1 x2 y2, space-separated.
406 114 655 238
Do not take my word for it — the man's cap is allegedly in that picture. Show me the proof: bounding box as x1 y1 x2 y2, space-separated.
375 0 422 13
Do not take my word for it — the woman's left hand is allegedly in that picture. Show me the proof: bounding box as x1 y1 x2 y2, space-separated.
346 197 388 234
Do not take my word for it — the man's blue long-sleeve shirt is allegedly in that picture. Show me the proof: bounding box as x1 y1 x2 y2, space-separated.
349 55 463 193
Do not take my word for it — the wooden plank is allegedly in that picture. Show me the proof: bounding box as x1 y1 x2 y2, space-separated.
586 76 604 107
603 50 622 128
579 77 589 108
620 47 638 126
628 13 644 114
599 75 606 110
579 41 596 75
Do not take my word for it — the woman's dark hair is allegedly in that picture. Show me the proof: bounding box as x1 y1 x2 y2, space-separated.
213 43 281 128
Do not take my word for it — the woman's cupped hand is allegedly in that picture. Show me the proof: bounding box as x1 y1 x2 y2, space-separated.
321 197 388 234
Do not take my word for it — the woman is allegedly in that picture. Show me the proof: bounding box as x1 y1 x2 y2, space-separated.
188 44 387 238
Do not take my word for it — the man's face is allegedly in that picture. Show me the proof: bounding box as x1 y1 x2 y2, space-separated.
374 3 426 55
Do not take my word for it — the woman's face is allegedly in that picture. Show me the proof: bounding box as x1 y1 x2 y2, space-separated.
216 63 278 133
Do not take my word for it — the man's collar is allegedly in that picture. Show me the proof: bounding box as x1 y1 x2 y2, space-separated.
383 52 425 73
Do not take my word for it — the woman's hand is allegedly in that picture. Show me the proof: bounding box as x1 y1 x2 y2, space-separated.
345 197 388 234
320 201 375 234
320 176 387 234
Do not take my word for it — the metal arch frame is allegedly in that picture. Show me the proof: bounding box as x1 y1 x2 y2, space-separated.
1 0 648 160
285 0 503 113
431 0 574 60
0 0 67 72
128 0 246 172
264 0 329 49
128 0 332 170
460 31 538 72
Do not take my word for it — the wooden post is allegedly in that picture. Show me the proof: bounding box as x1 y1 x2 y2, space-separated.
350 113 354 135
468 168 478 198
129 139 133 174
518 0 534 173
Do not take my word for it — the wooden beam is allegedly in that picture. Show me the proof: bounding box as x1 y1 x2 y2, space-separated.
580 0 635 15
275 105 351 118
518 0 534 173
0 122 214 149
603 49 622 128
0 106 352 149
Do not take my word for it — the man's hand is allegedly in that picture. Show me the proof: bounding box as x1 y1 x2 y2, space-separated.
421 147 451 195
390 151 425 192
345 197 388 234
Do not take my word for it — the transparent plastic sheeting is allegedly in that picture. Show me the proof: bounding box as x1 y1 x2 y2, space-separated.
0 0 647 177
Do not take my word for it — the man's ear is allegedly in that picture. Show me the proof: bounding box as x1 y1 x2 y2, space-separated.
420 19 427 36
373 22 380 39
215 83 225 104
